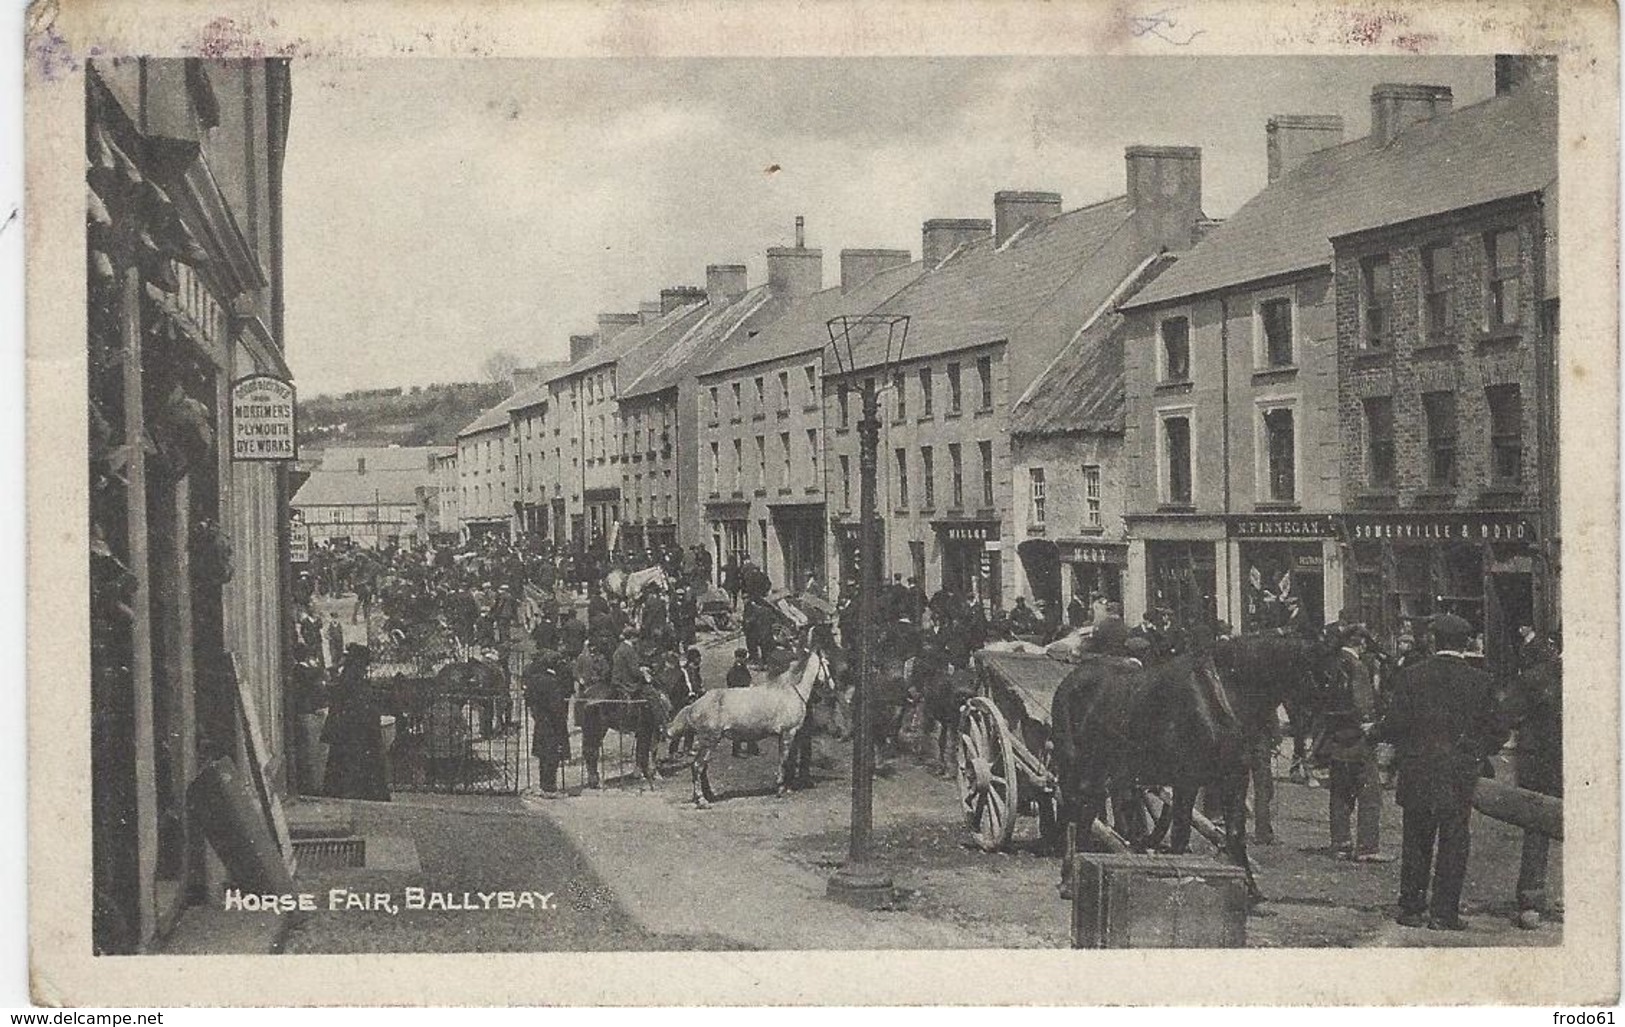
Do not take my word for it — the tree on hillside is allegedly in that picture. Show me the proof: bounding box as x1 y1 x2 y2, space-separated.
482 349 521 387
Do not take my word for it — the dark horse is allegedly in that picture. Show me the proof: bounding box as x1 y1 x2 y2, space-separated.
908 645 978 774
578 690 673 790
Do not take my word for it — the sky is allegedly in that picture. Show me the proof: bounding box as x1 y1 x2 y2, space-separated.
282 56 1496 397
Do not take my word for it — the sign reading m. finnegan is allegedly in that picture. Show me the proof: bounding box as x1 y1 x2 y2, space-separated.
230 375 296 461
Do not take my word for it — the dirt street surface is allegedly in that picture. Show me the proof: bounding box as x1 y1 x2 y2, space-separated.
523 631 1563 950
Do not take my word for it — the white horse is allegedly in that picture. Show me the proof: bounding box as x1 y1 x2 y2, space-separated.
666 650 846 809
604 565 668 601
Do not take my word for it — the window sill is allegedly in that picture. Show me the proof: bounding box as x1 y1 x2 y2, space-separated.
892 417 907 427
893 508 911 516
803 404 820 414
1251 366 1298 383
945 410 963 420
1413 342 1458 360
708 492 720 500
1154 381 1193 395
777 411 790 420
1351 350 1392 368
1076 525 1106 536
804 486 820 495
729 417 743 426
1255 501 1301 512
778 488 793 496
975 407 994 418
836 426 850 435
751 414 767 423
1157 503 1196 514
754 488 768 497
918 414 935 423
1478 324 1522 345
731 491 745 499
919 507 937 516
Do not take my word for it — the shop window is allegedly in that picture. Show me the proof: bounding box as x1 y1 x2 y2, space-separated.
1159 317 1190 382
1487 383 1523 486
919 367 934 417
1361 254 1392 349
1485 228 1521 329
1083 464 1102 528
921 446 935 508
948 362 963 414
840 455 851 510
979 440 995 509
1162 414 1192 505
892 372 907 421
949 443 964 509
1261 406 1296 503
1363 397 1396 489
895 449 909 509
1441 544 1485 634
1423 391 1458 488
1029 467 1046 526
1259 297 1294 367
978 355 994 410
1394 544 1433 630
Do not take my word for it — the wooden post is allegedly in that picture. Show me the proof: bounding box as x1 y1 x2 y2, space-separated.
1473 778 1563 840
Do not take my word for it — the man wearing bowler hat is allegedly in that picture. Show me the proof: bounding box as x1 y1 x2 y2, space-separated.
1368 613 1508 931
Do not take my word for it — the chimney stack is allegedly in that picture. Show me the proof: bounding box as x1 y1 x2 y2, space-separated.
1495 54 1556 96
1370 84 1453 146
839 248 912 292
921 218 991 267
638 301 662 325
705 265 748 306
1125 145 1204 253
596 312 640 343
766 243 822 299
660 285 706 314
993 191 1062 247
1267 114 1345 182
569 333 596 363
511 366 542 393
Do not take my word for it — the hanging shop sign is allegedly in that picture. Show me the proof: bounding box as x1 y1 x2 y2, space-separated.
1343 512 1538 544
230 375 296 461
1226 514 1337 539
288 511 310 564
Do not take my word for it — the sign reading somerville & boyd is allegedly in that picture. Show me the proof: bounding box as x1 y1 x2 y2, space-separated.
1343 512 1537 543
230 375 296 461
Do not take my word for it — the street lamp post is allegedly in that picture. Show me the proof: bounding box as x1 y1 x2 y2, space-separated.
824 314 908 909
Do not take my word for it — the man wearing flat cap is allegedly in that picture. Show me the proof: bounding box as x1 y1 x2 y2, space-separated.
1368 613 1508 931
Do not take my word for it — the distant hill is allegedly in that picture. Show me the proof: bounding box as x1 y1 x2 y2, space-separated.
298 381 509 449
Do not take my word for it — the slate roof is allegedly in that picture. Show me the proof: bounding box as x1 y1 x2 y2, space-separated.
698 259 927 379
545 302 708 387
456 393 524 438
619 286 794 401
1008 253 1179 437
293 468 426 507
1124 82 1558 310
315 446 449 472
839 195 1138 372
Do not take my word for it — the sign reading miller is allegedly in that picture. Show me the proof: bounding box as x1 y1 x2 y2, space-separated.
230 375 297 461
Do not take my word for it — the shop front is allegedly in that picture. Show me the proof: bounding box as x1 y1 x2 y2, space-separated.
1144 539 1218 627
583 487 620 553
1057 538 1126 611
831 517 884 593
644 521 677 551
708 500 752 579
1227 514 1339 636
935 520 1002 611
771 501 826 593
1342 511 1541 675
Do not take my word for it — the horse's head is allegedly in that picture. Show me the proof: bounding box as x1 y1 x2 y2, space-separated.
805 650 851 741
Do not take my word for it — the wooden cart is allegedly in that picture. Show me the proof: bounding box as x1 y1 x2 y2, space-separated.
958 649 1069 852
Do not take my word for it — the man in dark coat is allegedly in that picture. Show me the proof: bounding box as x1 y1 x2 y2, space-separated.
669 586 698 648
1369 614 1508 930
741 559 772 602
726 648 759 757
742 595 775 666
906 577 928 626
1067 593 1089 629
1505 629 1563 928
523 649 572 797
693 545 713 587
1007 597 1039 636
321 644 390 802
610 626 643 700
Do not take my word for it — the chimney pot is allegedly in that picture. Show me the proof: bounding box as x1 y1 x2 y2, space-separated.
1266 114 1345 182
705 265 749 306
839 248 912 292
659 286 705 314
993 191 1062 247
921 218 991 267
1370 83 1453 146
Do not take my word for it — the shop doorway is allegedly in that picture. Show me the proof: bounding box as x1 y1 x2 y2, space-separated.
1488 570 1534 677
1017 539 1062 609
1146 540 1217 629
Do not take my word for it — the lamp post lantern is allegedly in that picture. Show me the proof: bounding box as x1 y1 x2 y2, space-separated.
824 314 908 909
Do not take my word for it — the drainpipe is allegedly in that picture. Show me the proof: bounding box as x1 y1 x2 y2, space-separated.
1219 296 1234 628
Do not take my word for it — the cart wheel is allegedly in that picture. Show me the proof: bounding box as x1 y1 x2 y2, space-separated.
957 696 1017 852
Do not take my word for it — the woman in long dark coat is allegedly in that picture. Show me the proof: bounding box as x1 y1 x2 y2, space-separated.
322 644 391 801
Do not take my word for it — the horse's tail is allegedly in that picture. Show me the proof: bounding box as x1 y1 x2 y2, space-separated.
665 701 694 740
